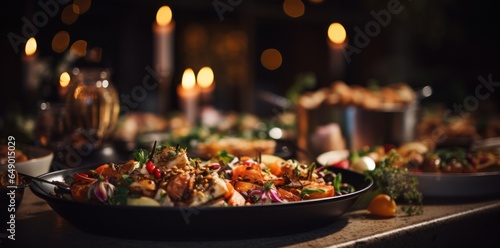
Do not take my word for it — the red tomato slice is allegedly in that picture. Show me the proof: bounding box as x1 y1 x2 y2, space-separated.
330 160 350 169
74 172 96 183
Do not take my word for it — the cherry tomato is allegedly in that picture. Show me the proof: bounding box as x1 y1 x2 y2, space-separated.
153 168 162 179
367 194 397 217
145 161 155 174
74 172 88 180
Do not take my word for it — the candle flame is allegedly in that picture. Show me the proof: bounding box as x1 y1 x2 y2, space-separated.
60 72 71 87
156 6 172 26
197 67 214 88
328 23 346 44
181 68 196 90
25 37 37 56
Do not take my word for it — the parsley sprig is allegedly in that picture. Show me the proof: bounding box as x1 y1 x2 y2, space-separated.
364 150 423 216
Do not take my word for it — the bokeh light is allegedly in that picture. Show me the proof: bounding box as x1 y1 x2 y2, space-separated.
197 67 214 88
328 22 347 44
156 6 173 26
261 48 283 70
52 31 70 53
181 68 196 89
74 0 92 14
25 37 37 56
70 40 87 57
62 4 79 25
59 72 71 87
283 0 305 18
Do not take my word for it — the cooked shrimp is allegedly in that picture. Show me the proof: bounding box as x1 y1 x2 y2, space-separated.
166 173 191 201
277 188 301 202
231 163 265 184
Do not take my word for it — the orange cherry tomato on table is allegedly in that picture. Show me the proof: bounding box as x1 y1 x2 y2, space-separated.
367 194 397 217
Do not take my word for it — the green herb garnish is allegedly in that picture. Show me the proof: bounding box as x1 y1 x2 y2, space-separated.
132 149 149 168
364 150 423 216
300 188 326 197
108 175 134 205
333 173 342 194
214 150 234 166
306 162 316 181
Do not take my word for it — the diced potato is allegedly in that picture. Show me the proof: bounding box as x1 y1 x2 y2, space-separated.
190 178 228 206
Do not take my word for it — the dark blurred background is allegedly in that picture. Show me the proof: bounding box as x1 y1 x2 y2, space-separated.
1 0 500 134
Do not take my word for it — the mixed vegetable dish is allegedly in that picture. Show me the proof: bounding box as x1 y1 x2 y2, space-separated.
366 142 500 174
57 145 355 207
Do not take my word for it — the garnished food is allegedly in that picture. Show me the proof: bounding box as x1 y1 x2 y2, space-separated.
298 81 416 111
385 141 499 173
197 137 276 158
342 146 423 216
56 145 354 207
354 141 500 174
364 150 424 216
414 147 499 173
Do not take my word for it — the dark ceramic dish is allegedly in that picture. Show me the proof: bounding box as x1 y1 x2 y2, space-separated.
30 164 372 241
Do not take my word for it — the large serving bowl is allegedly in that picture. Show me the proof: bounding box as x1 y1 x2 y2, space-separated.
30 164 372 240
0 146 53 177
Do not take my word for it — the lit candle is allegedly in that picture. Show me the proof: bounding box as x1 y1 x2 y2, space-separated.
177 68 200 126
58 71 71 100
327 22 347 81
22 37 39 91
153 6 175 114
197 66 215 106
153 6 175 77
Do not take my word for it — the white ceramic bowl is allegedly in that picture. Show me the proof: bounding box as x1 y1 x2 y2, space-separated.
1 146 53 177
316 150 350 166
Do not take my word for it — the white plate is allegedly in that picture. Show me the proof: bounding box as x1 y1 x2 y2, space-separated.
413 171 500 198
316 150 350 166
